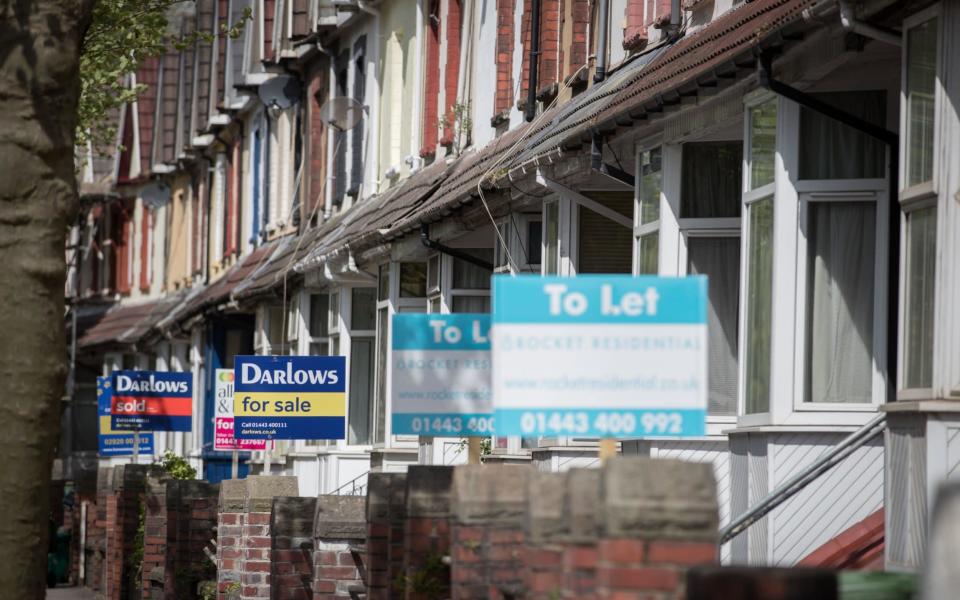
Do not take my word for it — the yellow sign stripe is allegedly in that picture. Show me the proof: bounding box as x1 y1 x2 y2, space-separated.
233 392 346 417
100 415 114 435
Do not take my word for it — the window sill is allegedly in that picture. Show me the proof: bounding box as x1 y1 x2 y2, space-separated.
882 399 960 414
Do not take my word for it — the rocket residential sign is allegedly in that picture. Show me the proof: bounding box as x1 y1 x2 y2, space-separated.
391 314 493 436
110 370 193 431
97 376 154 456
492 275 708 438
213 369 268 451
233 355 346 440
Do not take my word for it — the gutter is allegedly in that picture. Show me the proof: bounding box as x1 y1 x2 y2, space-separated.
839 1 900 46
420 224 494 271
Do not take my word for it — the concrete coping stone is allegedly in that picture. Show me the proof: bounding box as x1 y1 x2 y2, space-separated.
245 475 299 512
219 479 247 512
406 465 455 518
525 471 568 545
111 464 164 492
366 473 406 523
315 495 367 540
602 456 719 541
452 464 533 526
563 468 602 544
96 467 113 494
272 497 318 540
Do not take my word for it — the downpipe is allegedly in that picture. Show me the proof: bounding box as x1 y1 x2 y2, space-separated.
840 1 900 46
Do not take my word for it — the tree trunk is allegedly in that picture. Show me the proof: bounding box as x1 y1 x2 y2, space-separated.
0 1 93 596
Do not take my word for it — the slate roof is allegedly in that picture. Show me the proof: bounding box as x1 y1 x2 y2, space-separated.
77 292 187 350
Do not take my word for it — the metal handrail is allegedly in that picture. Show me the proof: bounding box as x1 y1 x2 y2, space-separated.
718 413 887 545
331 470 369 496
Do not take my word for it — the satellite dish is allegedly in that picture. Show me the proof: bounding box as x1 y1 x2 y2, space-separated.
319 97 365 131
258 74 302 110
140 181 171 209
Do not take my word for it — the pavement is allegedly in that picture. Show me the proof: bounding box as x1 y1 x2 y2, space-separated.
46 586 95 600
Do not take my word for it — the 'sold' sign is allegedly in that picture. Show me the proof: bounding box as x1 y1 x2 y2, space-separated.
111 370 193 431
97 376 154 456
214 369 268 451
391 314 493 436
492 275 708 438
233 355 346 440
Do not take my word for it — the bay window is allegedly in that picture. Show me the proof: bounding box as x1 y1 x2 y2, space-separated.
634 147 662 275
899 7 940 394
742 98 777 415
680 141 742 417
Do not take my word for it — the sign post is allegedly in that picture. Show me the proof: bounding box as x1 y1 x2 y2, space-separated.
97 376 153 459
233 355 347 450
391 314 493 466
492 275 708 447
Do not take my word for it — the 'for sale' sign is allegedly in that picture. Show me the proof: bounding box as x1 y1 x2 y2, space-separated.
214 369 267 451
111 370 193 431
233 355 346 440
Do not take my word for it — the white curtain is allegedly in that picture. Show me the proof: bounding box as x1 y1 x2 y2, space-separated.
688 237 740 416
806 202 876 403
348 338 374 445
800 91 886 180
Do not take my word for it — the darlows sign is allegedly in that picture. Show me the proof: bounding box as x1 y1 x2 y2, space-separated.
391 314 493 436
111 370 193 431
492 275 708 438
233 355 346 440
97 376 154 456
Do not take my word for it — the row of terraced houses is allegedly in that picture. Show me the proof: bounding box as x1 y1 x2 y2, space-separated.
61 0 960 569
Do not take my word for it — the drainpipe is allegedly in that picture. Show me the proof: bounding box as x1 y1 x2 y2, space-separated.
759 53 900 403
668 0 681 41
594 0 609 84
420 224 494 271
839 1 900 46
525 0 541 122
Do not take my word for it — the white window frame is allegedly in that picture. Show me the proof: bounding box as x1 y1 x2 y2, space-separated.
897 6 942 399
899 4 942 203
737 90 780 427
632 138 667 276
541 196 576 276
676 145 742 429
493 214 542 275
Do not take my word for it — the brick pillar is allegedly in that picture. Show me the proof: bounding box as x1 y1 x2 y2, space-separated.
403 466 453 600
84 467 112 593
271 496 317 600
142 475 175 599
313 495 367 599
450 465 532 599
143 477 220 600
103 465 162 600
238 476 299 600
364 473 405 600
388 472 408 598
561 468 601 599
523 471 567 600
218 479 247 599
596 457 719 599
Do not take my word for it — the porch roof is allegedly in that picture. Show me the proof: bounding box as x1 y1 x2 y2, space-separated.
77 291 186 350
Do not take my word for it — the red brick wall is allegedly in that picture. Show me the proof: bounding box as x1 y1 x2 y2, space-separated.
567 0 590 78
364 473 406 599
624 0 648 50
440 0 462 145
313 541 365 599
139 208 151 292
421 0 442 156
305 62 327 225
270 496 316 600
494 0 515 122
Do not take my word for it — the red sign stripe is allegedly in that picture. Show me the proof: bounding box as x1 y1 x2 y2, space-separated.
112 396 193 417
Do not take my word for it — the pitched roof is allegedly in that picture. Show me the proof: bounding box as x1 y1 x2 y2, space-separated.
77 292 186 350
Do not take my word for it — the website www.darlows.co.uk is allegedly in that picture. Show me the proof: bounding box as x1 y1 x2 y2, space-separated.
239 421 288 436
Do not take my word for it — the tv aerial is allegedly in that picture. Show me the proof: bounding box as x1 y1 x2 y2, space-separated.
319 97 365 131
258 74 302 111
